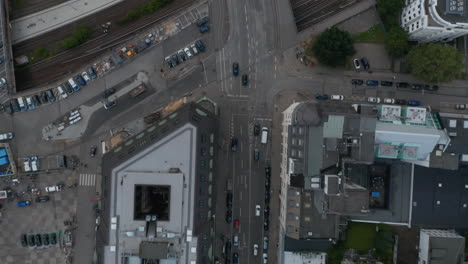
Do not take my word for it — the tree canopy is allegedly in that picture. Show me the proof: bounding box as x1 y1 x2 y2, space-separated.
384 27 410 57
311 27 356 67
376 0 405 29
407 43 463 83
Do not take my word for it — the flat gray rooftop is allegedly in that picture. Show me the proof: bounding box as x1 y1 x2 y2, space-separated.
435 0 468 24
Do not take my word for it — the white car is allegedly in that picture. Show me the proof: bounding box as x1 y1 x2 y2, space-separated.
190 44 198 55
253 244 258 256
81 72 91 82
368 97 381 103
331 95 344 100
0 77 6 88
383 98 395 104
57 85 68 99
24 158 31 172
353 58 360 70
0 132 14 141
455 104 467 110
45 184 63 193
255 205 261 216
184 47 193 59
263 253 268 264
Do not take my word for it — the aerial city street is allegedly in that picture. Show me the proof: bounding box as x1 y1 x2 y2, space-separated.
0 0 467 263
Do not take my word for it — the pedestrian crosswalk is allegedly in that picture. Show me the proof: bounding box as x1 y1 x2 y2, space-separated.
79 173 96 186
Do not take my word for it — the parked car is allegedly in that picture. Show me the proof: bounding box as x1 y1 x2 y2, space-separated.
242 74 248 86
396 82 409 88
11 99 20 112
28 234 35 247
361 57 370 70
231 137 238 152
234 219 240 229
256 205 261 216
36 234 42 247
68 78 80 91
103 100 116 110
46 89 56 102
50 233 57 245
101 88 116 98
75 75 86 86
190 44 198 55
26 97 35 110
253 244 259 256
353 58 360 70
21 234 28 247
233 62 239 76
195 40 206 52
411 84 423 90
368 97 381 103
331 95 344 100
87 67 97 79
383 98 395 104
178 50 187 61
42 234 50 246
57 86 68 99
32 95 42 107
81 72 91 82
226 192 233 208
17 200 31 207
200 25 210 33
408 100 421 106
45 184 63 193
90 145 97 157
254 148 260 161
395 99 407 105
0 77 6 88
165 56 174 68
263 235 269 250
3 103 13 114
36 196 50 203
263 219 269 231
380 81 393 86
254 124 260 136
366 80 379 86
171 54 179 65
0 132 14 141
351 79 363 85
40 91 49 104
184 47 193 59
196 16 209 27
424 84 438 91
233 253 239 264
225 210 232 223
315 94 329 100
263 253 268 264
455 104 467 110
233 235 239 247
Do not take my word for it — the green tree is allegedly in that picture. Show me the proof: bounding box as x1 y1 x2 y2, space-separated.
376 0 405 29
311 27 356 67
62 26 93 50
384 27 409 57
407 43 463 83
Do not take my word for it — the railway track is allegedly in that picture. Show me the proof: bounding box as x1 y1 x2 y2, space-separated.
13 0 196 91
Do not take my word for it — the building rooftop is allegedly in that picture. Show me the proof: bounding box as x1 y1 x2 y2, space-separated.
435 0 468 24
411 166 468 228
420 229 466 264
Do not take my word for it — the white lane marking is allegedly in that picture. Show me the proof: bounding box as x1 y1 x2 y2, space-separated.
79 174 96 186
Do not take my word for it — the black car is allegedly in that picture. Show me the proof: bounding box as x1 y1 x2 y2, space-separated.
90 145 97 157
102 88 116 98
226 210 232 223
242 74 248 86
395 99 407 105
315 94 329 100
233 253 239 264
40 91 49 104
231 137 238 152
171 54 180 65
32 95 42 107
264 206 270 217
36 196 50 203
35 234 42 247
265 167 271 176
396 82 409 88
21 234 28 247
361 57 370 70
42 234 50 246
351 79 363 85
195 40 206 52
197 16 209 27
411 84 423 90
233 62 239 76
178 50 187 62
3 103 13 114
380 81 393 86
76 75 86 86
254 148 260 161
11 99 21 112
50 233 57 245
264 219 269 231
265 192 270 204
46 89 56 102
254 124 260 136
226 192 233 208
64 82 74 95
424 84 439 91
28 234 35 247
225 241 232 261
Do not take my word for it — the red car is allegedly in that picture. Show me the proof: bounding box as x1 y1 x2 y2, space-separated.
234 219 240 229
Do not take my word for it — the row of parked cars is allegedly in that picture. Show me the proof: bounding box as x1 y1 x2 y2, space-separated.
351 79 439 91
196 16 210 33
2 67 98 115
21 232 58 248
315 94 421 106
164 40 206 69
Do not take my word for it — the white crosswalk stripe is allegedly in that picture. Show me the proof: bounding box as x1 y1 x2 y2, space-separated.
79 174 96 186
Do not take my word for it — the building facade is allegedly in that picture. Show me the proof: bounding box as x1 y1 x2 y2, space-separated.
401 0 468 42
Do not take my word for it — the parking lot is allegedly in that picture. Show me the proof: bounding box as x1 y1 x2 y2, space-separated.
0 171 77 264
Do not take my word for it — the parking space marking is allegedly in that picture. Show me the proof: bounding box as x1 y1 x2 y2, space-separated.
79 173 96 186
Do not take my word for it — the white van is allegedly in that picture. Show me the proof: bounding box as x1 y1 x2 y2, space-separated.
17 97 26 111
261 127 268 144
57 86 68 99
233 235 239 247
68 78 79 90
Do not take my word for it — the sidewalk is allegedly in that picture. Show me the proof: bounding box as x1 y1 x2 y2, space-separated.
11 0 124 44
